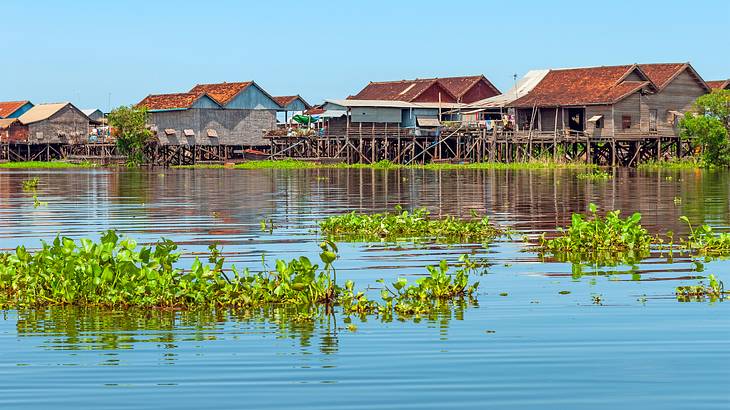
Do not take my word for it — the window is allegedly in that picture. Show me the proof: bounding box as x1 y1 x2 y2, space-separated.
622 115 632 129
649 109 657 131
595 117 603 129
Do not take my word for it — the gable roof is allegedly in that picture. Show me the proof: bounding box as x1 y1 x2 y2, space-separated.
509 65 659 107
0 101 32 118
0 118 21 129
349 78 457 102
639 63 709 92
82 109 103 116
706 79 730 90
437 75 501 100
138 93 219 111
273 95 311 110
189 82 253 105
19 103 85 124
349 75 500 104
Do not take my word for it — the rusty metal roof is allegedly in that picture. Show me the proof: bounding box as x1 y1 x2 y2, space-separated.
0 101 31 118
0 118 21 129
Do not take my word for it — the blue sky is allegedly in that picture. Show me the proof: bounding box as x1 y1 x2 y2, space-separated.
2 0 728 110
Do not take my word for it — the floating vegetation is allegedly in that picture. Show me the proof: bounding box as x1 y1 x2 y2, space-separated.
341 257 480 318
680 216 730 256
538 203 653 266
637 158 704 170
675 274 727 302
22 177 40 191
576 169 612 181
174 159 594 171
319 206 500 243
0 161 97 169
0 232 481 320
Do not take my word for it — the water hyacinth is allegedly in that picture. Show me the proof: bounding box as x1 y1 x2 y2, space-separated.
319 206 500 243
0 231 482 319
680 216 730 256
538 203 653 265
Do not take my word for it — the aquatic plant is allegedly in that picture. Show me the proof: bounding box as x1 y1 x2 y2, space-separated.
576 169 612 181
680 216 730 256
340 256 481 318
319 206 500 243
0 232 481 318
538 203 653 265
0 161 97 169
637 158 704 170
675 274 727 302
22 177 40 191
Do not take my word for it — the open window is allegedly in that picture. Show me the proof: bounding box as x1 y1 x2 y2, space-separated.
567 108 585 131
588 115 604 129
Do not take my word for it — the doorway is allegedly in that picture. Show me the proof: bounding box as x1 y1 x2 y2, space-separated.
567 108 585 131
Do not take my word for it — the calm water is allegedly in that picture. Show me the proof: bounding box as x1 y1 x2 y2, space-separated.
0 167 728 409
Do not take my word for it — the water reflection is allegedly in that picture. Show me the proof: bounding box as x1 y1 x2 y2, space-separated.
11 303 473 360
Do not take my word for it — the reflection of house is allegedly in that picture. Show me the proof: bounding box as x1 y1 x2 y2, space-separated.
505 63 709 138
17 103 91 144
139 81 280 147
0 101 34 119
0 118 28 142
706 79 729 91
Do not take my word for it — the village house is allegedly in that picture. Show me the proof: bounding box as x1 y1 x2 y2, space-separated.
503 63 710 139
17 102 91 144
706 79 730 91
139 81 282 147
0 101 34 119
0 118 28 143
82 109 105 123
272 95 311 123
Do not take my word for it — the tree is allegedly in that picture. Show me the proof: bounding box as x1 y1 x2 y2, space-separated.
108 105 153 166
680 90 730 167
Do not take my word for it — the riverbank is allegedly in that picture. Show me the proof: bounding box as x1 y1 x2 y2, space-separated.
173 159 598 171
0 161 99 169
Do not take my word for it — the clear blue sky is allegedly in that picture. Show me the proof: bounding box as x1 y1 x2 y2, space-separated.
2 0 728 110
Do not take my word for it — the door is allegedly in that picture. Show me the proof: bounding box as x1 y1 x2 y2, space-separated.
649 109 657 132
567 108 585 131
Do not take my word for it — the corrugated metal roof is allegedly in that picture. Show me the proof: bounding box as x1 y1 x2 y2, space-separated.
18 103 76 124
417 118 441 127
82 109 103 116
468 70 549 108
0 101 31 118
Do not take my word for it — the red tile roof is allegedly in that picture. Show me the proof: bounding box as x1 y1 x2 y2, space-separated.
706 80 730 90
273 95 310 109
350 78 450 102
189 82 252 105
0 101 30 118
349 75 499 103
138 93 202 110
638 63 687 89
510 65 658 107
437 76 500 99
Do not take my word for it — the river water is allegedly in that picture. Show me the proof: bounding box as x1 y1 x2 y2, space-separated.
0 167 728 409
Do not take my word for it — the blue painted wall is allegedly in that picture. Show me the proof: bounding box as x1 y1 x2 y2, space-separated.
225 83 281 110
282 99 308 112
401 108 439 128
191 95 221 109
5 102 34 118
